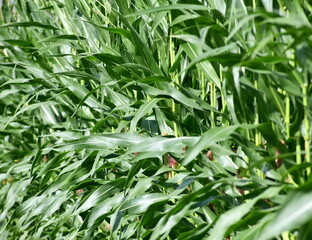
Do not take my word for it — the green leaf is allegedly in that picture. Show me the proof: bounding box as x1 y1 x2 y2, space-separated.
258 191 312 240
40 34 87 42
130 99 159 132
59 77 107 112
120 193 168 214
55 133 148 151
181 43 221 89
0 21 59 29
126 4 210 17
76 178 126 214
207 187 282 240
182 126 240 166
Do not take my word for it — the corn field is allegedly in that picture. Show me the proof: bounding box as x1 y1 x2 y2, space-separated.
0 0 312 239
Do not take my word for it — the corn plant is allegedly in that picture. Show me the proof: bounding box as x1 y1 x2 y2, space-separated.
0 0 311 239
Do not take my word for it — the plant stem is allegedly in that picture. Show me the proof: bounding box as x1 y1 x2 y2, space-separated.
285 92 290 139
296 131 302 165
201 71 205 100
254 79 261 146
253 0 257 11
281 231 290 240
169 11 178 137
302 82 311 176
210 82 216 128
220 65 226 113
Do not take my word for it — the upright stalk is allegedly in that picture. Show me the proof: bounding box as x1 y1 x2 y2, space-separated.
210 82 216 128
252 0 262 149
219 64 227 116
169 12 178 137
253 77 265 178
201 71 205 101
252 0 257 11
285 92 290 139
296 131 302 165
296 131 304 184
254 79 261 146
302 82 311 176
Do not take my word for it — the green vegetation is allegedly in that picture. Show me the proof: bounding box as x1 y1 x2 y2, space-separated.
0 0 312 239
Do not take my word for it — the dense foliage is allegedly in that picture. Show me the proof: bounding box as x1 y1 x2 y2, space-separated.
1 0 312 239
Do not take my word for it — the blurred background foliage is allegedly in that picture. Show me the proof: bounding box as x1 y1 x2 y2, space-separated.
0 0 311 239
